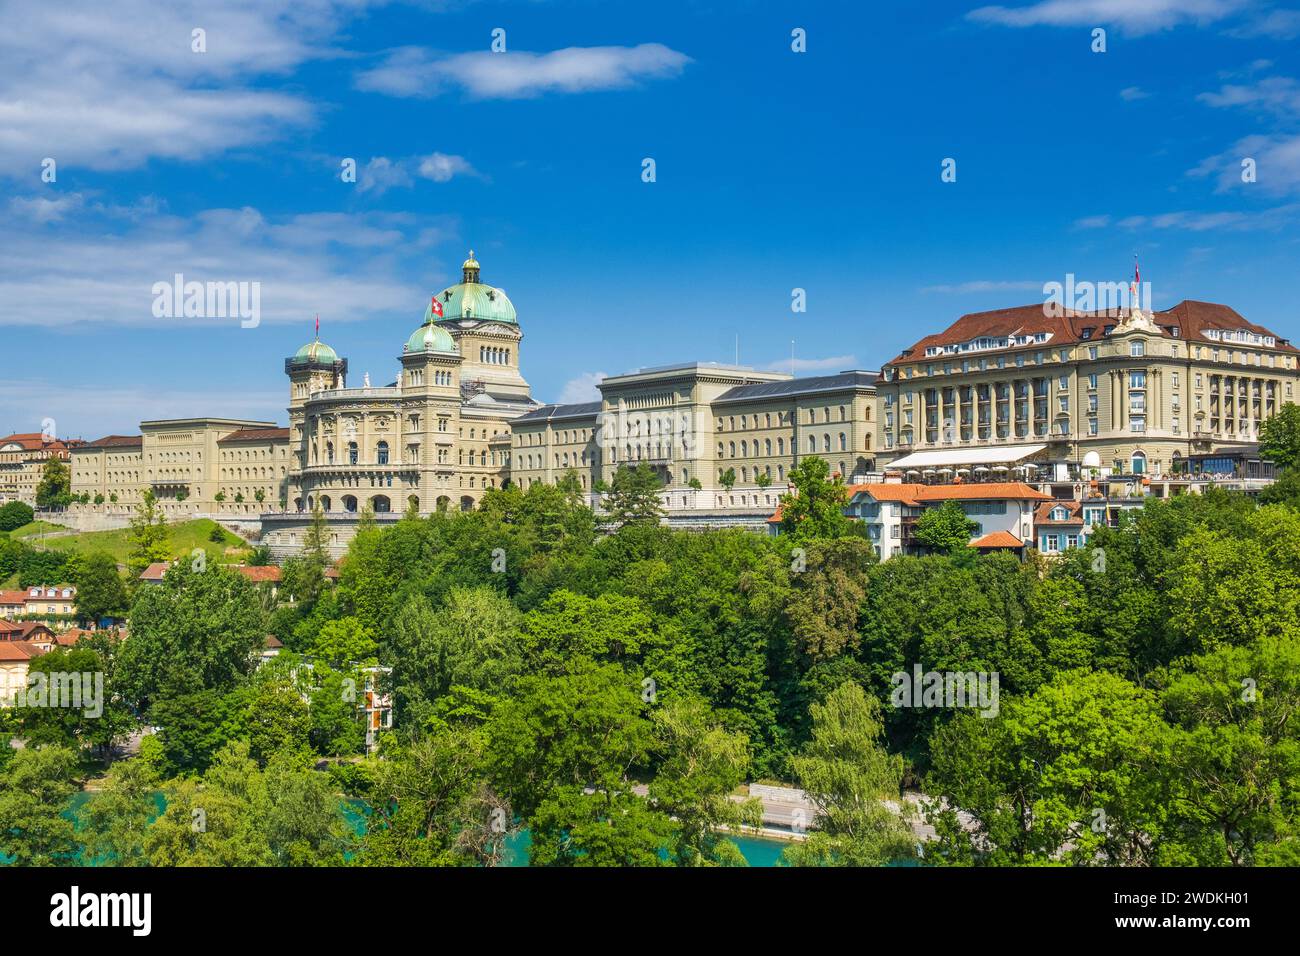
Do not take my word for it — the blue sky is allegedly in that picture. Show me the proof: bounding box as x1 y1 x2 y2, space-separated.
3 0 1299 439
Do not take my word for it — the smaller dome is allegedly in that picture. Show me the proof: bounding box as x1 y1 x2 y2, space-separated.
293 339 339 363
405 322 458 354
462 250 480 272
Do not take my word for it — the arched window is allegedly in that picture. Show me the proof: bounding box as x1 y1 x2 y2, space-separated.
343 495 358 512
839 433 847 451
1131 450 1147 475
376 441 389 465
320 495 331 512
808 435 816 453
408 495 419 511
371 495 391 513
347 442 358 465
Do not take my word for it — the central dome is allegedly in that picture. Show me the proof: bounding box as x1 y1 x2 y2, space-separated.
429 251 517 325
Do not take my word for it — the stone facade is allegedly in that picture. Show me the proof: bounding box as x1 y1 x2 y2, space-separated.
509 364 880 516
0 433 78 505
877 300 1300 480
70 419 283 519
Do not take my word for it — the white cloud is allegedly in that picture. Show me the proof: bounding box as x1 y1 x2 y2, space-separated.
1111 204 1300 230
0 201 451 328
1226 8 1300 38
762 355 857 374
0 0 362 175
1072 214 1112 229
356 44 691 99
920 280 1043 293
1198 76 1300 115
357 157 415 195
967 0 1248 35
1119 86 1150 101
1190 134 1300 196
0 378 285 442
356 153 481 194
418 152 480 182
557 372 606 404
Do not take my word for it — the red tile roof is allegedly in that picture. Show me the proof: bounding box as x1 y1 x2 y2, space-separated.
0 641 45 661
846 482 1052 506
0 620 24 639
264 634 284 649
0 590 28 607
138 562 171 581
885 299 1297 367
15 622 54 640
79 434 144 449
1034 501 1085 525
218 428 289 443
970 530 1026 549
234 565 282 583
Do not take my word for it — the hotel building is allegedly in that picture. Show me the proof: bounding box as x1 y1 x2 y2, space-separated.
877 299 1299 483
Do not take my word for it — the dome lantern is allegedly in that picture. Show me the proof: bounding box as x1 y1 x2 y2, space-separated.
462 250 480 284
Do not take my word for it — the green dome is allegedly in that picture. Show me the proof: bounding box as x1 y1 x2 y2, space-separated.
405 322 458 354
293 339 339 363
427 252 517 324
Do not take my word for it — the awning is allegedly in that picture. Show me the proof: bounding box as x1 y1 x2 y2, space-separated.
887 443 1048 469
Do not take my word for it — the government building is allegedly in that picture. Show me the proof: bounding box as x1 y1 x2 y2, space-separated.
61 255 1297 558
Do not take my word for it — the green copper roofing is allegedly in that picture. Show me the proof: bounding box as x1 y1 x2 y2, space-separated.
293 339 339 363
428 254 517 324
405 322 458 354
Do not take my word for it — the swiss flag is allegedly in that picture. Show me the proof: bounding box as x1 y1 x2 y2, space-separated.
430 295 444 318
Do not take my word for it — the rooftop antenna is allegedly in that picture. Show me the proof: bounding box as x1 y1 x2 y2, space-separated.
735 334 739 366
791 339 795 378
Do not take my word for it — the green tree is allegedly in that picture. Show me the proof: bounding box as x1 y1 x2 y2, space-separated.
1259 401 1300 471
145 741 350 866
81 756 161 866
66 550 128 623
388 589 523 727
116 562 266 713
0 500 34 531
649 696 762 866
912 500 979 553
357 726 508 866
1158 634 1300 865
778 456 857 540
34 456 71 509
782 683 915 867
719 467 736 491
311 616 378 668
604 462 664 527
0 745 80 866
126 489 170 577
928 670 1168 865
784 538 875 661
